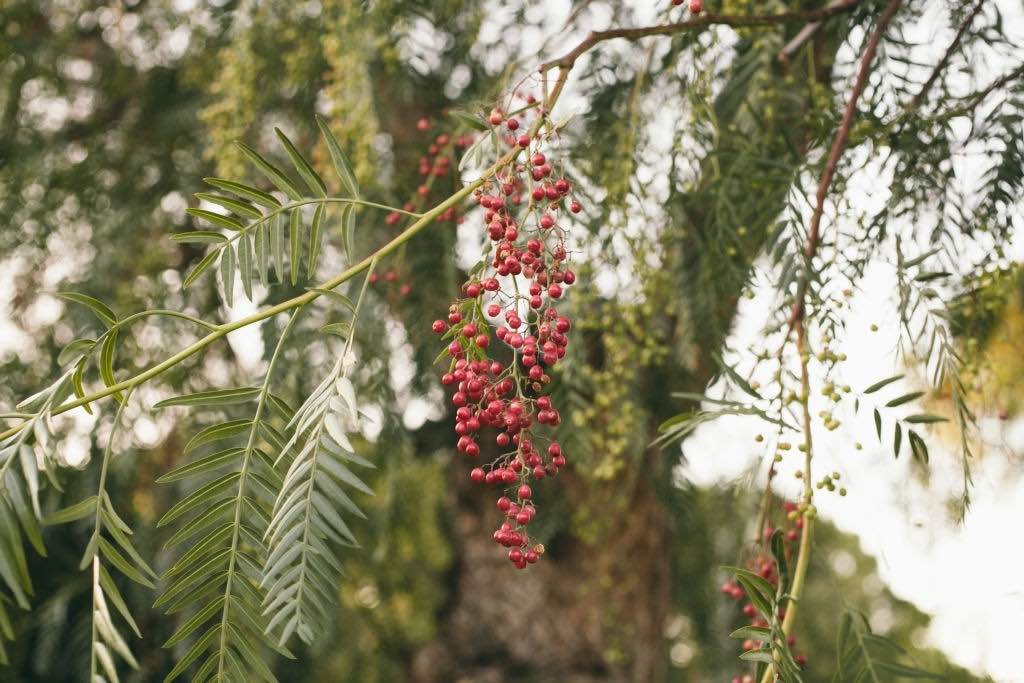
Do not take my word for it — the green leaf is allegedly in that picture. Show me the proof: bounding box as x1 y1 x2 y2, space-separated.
97 538 155 588
156 448 245 484
44 495 99 525
162 596 225 648
184 419 252 453
729 625 772 640
863 374 904 394
162 625 221 682
161 499 233 549
203 178 280 208
254 223 269 284
275 128 327 197
341 203 355 258
172 231 229 244
308 288 355 312
187 208 244 232
58 338 96 366
220 243 236 307
713 352 763 399
183 249 220 288
72 359 93 415
894 422 902 458
57 292 117 327
885 391 925 408
238 232 254 301
903 414 948 424
725 566 774 618
315 114 359 197
307 204 325 278
194 193 263 220
101 510 158 580
98 564 142 637
908 430 930 464
156 473 240 527
319 322 350 338
155 387 261 409
873 408 882 440
289 209 302 286
235 141 303 200
739 649 774 664
271 213 286 283
100 331 124 403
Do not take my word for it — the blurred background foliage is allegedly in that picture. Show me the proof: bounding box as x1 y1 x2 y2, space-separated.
0 0 1016 681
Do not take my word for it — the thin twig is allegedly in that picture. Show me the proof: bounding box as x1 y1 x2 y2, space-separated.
778 0 861 65
790 0 904 327
539 0 862 72
908 0 986 110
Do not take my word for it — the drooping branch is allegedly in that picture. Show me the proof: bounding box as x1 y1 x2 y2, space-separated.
805 0 903 264
762 1 903 679
539 0 862 72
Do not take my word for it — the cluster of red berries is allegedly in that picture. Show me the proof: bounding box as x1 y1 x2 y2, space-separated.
721 503 807 680
671 0 703 12
433 98 578 569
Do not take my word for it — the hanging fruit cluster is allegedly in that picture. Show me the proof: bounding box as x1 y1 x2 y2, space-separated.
434 96 579 568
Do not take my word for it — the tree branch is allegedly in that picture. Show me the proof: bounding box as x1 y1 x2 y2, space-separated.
777 0 860 65
764 1 903 679
908 0 986 110
805 0 902 261
539 0 862 72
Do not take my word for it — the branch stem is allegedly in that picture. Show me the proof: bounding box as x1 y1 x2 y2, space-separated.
761 2 902 679
0 152 512 442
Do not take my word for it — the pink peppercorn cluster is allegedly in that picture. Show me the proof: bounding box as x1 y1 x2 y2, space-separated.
432 97 580 569
720 503 807 678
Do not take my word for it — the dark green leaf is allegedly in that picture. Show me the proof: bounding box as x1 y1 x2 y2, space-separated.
183 249 220 288
57 292 117 327
187 208 244 232
235 142 303 200
275 128 327 197
315 115 359 197
155 388 260 409
194 192 263 220
172 231 229 244
863 374 904 394
885 391 925 408
204 178 281 208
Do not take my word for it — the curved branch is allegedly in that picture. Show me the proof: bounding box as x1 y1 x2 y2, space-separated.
908 0 986 110
790 0 904 327
763 1 903 680
0 152 510 443
540 0 862 71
